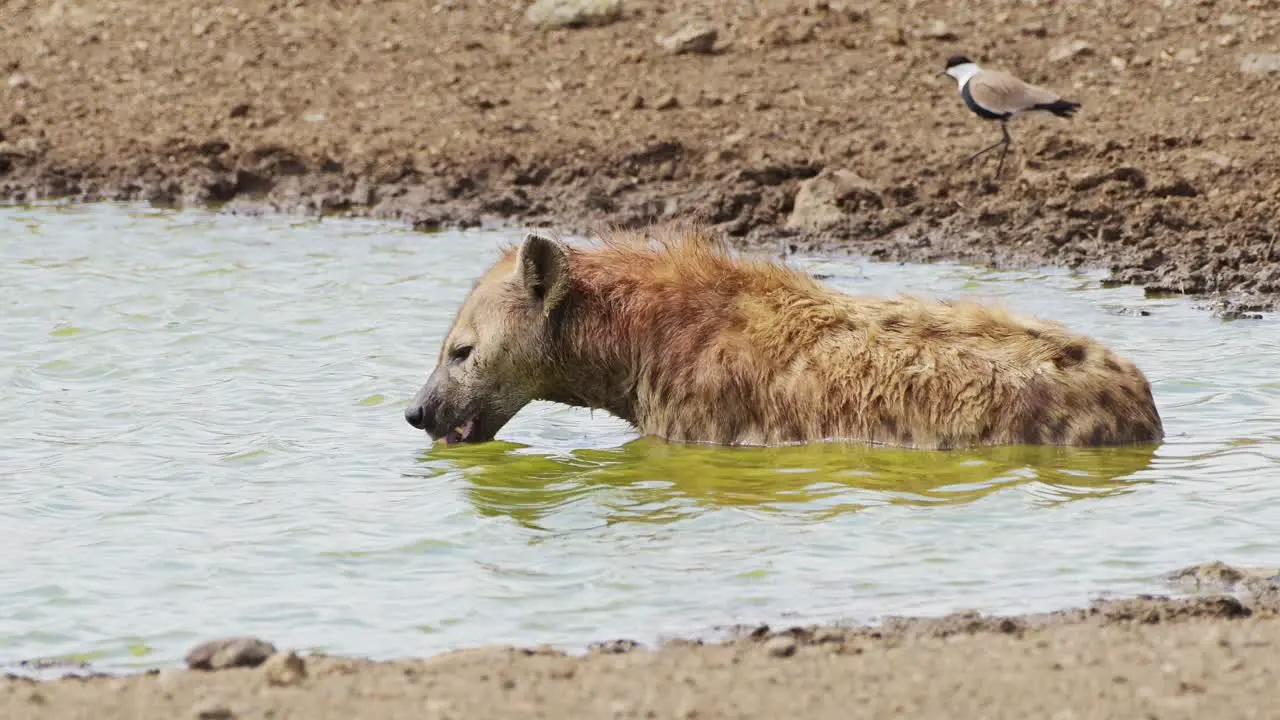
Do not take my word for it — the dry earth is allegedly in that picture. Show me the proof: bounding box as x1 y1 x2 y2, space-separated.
2 0 1279 315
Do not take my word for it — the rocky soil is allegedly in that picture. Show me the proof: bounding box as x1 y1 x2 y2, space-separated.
2 0 1279 315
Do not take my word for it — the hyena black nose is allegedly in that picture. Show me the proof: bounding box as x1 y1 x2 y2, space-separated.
404 404 427 429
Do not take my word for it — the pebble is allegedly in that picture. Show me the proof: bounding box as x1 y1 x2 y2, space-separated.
1020 22 1048 38
185 637 278 671
7 74 32 89
655 94 679 111
919 20 956 41
191 700 237 720
261 651 308 687
1048 40 1092 64
657 24 718 55
1240 53 1280 74
813 627 846 644
764 635 798 658
525 0 623 29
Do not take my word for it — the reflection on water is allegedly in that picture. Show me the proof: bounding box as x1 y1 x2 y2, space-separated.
2 203 1278 675
421 440 1159 529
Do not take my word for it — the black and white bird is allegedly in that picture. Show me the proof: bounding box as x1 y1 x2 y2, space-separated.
940 55 1081 177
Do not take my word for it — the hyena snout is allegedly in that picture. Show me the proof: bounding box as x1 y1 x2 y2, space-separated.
404 381 443 432
403 401 430 430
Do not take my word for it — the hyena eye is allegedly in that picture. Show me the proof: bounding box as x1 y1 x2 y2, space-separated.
449 345 474 364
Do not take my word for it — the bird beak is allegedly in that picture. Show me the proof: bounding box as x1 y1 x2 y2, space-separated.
936 70 947 77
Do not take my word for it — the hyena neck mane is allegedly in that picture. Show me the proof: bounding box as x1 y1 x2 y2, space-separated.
537 233 831 440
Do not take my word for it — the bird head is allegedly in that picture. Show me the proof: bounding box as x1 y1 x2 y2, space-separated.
941 55 976 78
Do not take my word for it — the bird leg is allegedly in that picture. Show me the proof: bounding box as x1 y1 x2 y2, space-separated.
993 122 1013 178
958 122 1013 178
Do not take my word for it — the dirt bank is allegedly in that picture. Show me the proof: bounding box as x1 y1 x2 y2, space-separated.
4 563 1279 719
2 0 1279 316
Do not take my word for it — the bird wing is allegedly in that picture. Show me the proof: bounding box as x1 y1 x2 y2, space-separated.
967 70 1062 114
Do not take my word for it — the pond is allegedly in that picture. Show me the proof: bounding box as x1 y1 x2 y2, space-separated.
2 203 1278 674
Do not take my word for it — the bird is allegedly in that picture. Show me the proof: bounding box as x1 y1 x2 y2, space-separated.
939 55 1081 178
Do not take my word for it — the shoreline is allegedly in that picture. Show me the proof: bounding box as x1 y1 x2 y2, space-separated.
3 151 1276 321
4 563 1279 718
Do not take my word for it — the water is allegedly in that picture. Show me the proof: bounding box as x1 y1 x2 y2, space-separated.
2 203 1278 674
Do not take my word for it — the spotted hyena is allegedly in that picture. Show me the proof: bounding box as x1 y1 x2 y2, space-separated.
404 227 1163 449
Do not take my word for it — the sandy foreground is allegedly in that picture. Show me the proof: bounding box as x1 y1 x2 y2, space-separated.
3 564 1279 719
3 0 1280 717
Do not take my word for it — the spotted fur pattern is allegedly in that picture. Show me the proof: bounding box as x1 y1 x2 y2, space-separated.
430 226 1164 449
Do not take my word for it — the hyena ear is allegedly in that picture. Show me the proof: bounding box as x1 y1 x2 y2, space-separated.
514 232 571 317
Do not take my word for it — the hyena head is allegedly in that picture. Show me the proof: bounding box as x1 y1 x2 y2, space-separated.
404 233 572 444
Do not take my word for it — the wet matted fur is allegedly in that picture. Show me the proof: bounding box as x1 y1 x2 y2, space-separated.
405 225 1163 449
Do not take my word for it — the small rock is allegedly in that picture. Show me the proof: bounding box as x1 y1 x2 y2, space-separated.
1150 179 1198 198
589 639 643 654
7 74 32 89
1174 48 1199 65
1048 40 1092 64
786 168 882 231
654 94 679 110
1217 33 1239 48
764 635 797 658
13 136 43 155
192 700 236 720
881 25 907 47
920 20 956 41
261 651 307 687
819 1 866 20
1218 13 1246 28
813 627 846 644
525 0 623 29
1167 561 1278 589
1195 150 1233 170
185 637 277 671
657 24 718 54
1110 56 1127 71
1240 53 1280 74
1020 22 1048 38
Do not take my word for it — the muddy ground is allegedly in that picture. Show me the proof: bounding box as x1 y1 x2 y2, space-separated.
4 563 1280 719
2 0 1279 315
